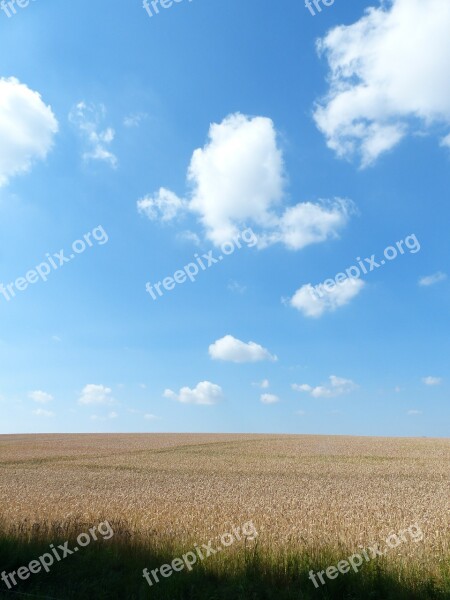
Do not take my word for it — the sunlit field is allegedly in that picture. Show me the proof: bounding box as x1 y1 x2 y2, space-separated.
0 434 449 599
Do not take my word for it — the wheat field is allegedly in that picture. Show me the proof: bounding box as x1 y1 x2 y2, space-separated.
0 434 449 599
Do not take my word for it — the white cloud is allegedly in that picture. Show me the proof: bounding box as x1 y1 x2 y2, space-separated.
33 408 55 417
419 272 447 286
289 278 365 318
137 188 187 222
177 230 201 245
257 199 353 250
314 0 450 166
260 393 280 404
186 113 285 245
407 410 422 416
209 335 277 363
28 390 53 404
138 113 352 248
293 384 315 393
78 384 114 405
91 411 118 421
228 280 247 294
0 77 58 187
253 379 270 389
126 408 160 420
441 133 450 148
69 102 117 167
164 381 223 405
422 376 442 386
123 112 147 127
292 375 358 398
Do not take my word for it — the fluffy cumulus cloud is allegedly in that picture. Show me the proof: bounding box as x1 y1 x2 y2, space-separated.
209 335 277 363
138 113 352 248
419 272 447 287
292 375 358 399
28 390 53 404
0 77 58 187
314 0 450 166
289 278 365 318
164 381 223 405
78 384 114 405
257 199 352 250
422 376 442 386
260 393 280 404
69 102 117 167
187 113 284 245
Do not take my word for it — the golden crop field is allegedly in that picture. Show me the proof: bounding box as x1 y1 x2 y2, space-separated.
0 433 449 599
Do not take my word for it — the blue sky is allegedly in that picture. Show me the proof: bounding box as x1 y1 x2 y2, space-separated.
0 0 449 436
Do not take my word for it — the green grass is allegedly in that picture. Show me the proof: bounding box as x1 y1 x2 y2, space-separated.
0 534 448 600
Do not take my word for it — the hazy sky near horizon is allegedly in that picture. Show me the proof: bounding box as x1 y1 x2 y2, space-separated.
0 0 449 436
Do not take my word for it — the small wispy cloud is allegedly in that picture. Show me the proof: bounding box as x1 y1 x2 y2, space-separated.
422 376 442 386
252 379 270 389
419 272 447 286
123 112 147 128
292 375 358 399
79 384 114 405
177 230 201 246
28 390 53 404
33 408 55 417
144 413 160 420
69 102 117 168
228 280 247 294
90 411 118 421
260 393 280 404
137 188 187 222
